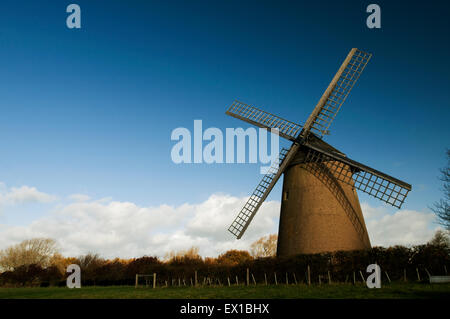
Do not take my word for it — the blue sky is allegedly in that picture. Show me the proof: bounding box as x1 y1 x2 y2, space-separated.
0 1 449 256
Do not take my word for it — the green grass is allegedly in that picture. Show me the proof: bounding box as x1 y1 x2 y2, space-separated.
0 283 449 299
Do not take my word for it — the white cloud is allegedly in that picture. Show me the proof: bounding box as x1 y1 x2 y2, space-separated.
68 194 90 202
0 194 280 259
0 185 56 205
0 191 440 259
361 202 440 247
185 194 279 242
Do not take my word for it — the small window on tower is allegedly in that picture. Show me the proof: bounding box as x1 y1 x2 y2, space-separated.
283 191 289 201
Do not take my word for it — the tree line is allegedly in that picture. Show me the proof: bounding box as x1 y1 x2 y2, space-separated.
0 232 448 287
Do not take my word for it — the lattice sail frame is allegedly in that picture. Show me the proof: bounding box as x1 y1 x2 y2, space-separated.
228 147 294 238
303 144 411 208
306 49 372 138
226 101 302 141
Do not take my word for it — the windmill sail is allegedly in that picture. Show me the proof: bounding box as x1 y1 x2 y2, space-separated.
228 145 299 238
302 48 372 138
303 142 411 208
226 100 302 141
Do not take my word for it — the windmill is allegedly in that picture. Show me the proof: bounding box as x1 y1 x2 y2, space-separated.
226 48 412 256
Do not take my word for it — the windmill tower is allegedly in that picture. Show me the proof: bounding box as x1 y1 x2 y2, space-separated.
226 48 412 257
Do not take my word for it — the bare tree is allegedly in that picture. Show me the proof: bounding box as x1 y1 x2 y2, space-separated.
0 238 58 271
77 253 104 269
432 150 450 230
428 230 450 248
164 246 201 262
250 234 277 258
217 250 253 265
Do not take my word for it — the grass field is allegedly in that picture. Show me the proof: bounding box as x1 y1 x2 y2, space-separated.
0 283 449 299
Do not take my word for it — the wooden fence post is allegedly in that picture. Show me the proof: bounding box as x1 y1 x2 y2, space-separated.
236 275 239 285
274 272 278 285
359 270 365 283
246 268 250 286
293 273 298 285
227 277 231 287
328 271 332 284
403 269 407 282
153 273 156 288
264 273 268 286
318 275 321 285
135 274 139 288
195 271 198 287
353 271 356 285
425 268 431 279
285 272 289 285
252 273 256 285
385 271 391 283
307 265 311 286
416 268 420 281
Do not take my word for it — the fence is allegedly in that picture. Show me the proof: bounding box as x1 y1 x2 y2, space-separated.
134 265 450 288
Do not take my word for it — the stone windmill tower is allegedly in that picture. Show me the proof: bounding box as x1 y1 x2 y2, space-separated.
226 48 412 257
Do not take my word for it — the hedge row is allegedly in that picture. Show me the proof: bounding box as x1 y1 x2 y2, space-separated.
0 244 448 287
